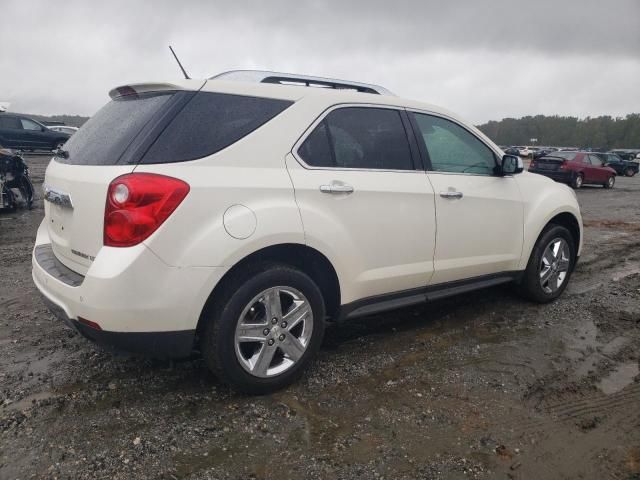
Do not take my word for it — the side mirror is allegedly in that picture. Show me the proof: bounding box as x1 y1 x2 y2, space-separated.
501 154 523 175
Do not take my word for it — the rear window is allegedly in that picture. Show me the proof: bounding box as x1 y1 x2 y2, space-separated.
141 92 293 164
58 91 292 166
547 151 577 161
59 92 174 165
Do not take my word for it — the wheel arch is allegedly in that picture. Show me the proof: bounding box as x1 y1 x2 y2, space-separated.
521 211 582 271
196 243 341 336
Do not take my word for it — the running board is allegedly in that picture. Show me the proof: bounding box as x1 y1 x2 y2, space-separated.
339 272 520 321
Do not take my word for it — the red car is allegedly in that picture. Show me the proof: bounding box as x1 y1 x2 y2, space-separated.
529 151 617 189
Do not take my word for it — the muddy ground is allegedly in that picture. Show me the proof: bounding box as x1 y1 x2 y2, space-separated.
1 154 639 480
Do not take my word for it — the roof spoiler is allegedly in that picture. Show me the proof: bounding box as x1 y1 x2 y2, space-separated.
108 80 206 99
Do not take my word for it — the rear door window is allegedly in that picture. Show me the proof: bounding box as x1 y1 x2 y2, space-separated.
298 107 414 170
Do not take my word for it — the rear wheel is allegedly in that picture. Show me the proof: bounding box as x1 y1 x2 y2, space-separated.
201 263 326 394
517 224 575 303
604 176 615 189
571 173 583 189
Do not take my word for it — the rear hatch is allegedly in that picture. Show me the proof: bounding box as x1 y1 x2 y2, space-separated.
533 157 565 171
43 81 204 275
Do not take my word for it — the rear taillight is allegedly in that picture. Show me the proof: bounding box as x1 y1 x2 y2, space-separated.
104 173 189 247
530 161 536 169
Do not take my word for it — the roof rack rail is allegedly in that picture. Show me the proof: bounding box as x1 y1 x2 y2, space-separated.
209 70 394 96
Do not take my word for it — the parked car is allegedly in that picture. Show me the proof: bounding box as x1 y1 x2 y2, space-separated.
610 149 640 161
596 152 638 177
533 147 557 159
48 125 79 136
503 147 520 156
529 151 617 188
32 70 583 393
0 113 71 151
514 146 531 157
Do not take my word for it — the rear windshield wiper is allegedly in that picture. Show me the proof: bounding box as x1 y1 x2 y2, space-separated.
54 148 70 159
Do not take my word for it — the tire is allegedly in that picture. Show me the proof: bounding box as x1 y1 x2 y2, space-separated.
517 224 576 303
571 173 583 189
52 141 65 151
19 177 34 209
604 176 615 189
200 262 326 394
625 167 635 177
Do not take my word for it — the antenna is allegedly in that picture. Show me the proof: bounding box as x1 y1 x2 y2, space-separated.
169 46 190 79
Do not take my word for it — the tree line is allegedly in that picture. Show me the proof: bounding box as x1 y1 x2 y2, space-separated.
477 114 640 149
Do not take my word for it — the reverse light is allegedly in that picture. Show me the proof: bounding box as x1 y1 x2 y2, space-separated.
104 173 190 247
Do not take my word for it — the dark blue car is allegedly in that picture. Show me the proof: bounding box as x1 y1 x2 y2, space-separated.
0 113 70 151
596 152 639 177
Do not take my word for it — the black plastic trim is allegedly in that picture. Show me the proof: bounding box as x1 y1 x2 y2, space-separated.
400 110 424 171
34 244 84 287
339 271 522 320
120 90 197 165
74 321 196 359
39 291 195 358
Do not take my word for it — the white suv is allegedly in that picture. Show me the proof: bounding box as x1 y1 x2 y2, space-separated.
32 71 583 393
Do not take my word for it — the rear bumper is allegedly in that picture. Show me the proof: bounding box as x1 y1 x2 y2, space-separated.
528 169 574 183
39 293 196 357
32 220 227 358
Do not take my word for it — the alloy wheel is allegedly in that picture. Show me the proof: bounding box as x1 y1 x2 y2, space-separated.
539 238 571 294
234 286 313 378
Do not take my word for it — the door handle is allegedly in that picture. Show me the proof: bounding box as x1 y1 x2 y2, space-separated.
320 183 354 194
439 190 463 199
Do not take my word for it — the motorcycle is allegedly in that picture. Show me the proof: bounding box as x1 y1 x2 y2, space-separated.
0 146 34 210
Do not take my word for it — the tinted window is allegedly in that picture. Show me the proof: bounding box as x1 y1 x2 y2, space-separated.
60 92 173 165
21 119 41 131
298 120 333 167
413 114 495 175
553 151 578 161
299 107 413 170
142 92 292 164
0 116 21 129
589 155 604 167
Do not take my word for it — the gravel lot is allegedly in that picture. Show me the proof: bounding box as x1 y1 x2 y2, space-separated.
1 155 639 479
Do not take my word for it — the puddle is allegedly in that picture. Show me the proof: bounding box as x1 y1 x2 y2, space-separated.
2 391 58 412
598 363 639 395
612 265 640 282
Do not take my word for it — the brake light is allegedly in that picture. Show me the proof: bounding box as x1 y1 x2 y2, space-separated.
104 173 189 247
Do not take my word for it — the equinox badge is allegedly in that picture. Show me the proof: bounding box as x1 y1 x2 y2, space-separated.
43 186 74 209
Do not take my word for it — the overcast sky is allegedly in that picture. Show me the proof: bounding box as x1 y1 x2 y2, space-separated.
1 0 639 124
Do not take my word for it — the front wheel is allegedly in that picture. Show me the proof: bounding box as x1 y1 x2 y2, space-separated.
625 167 635 177
201 263 326 394
517 224 576 303
604 176 615 189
